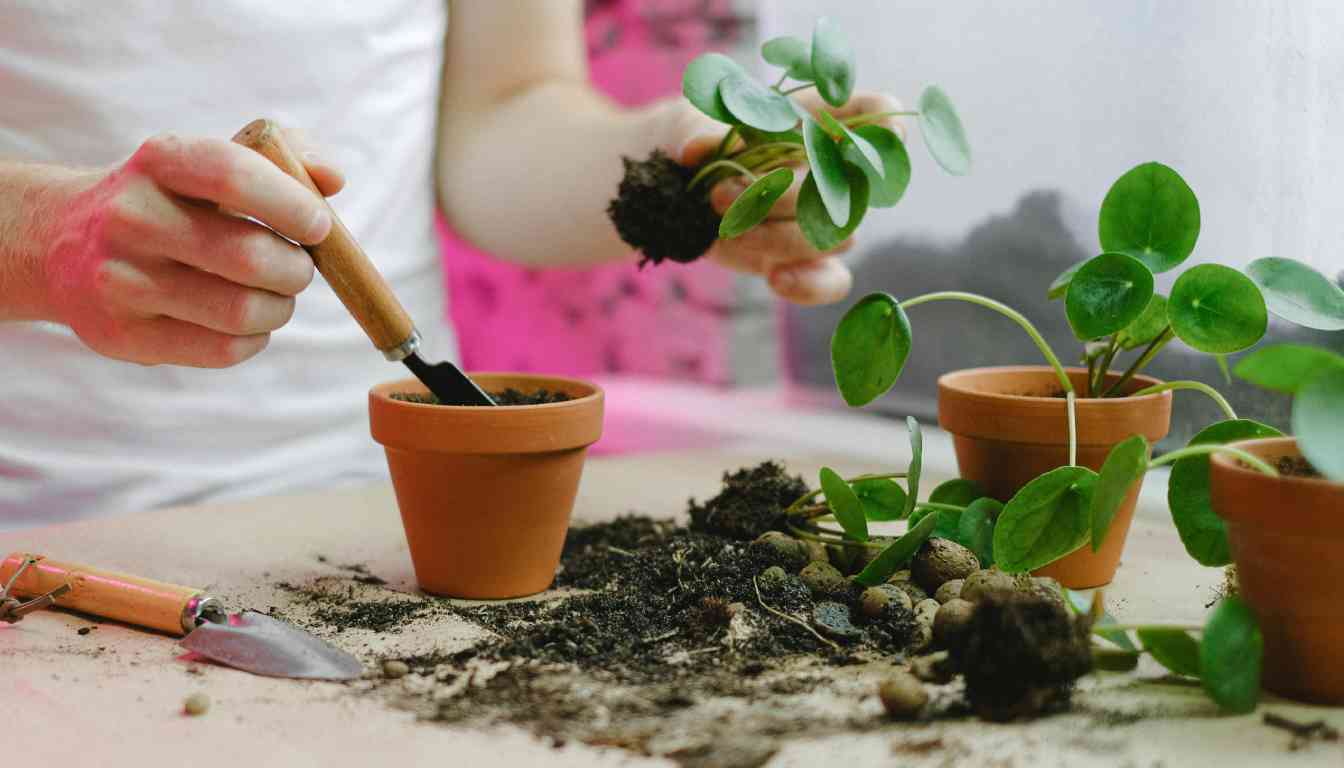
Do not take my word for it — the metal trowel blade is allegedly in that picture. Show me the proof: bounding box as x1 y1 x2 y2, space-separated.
180 610 364 680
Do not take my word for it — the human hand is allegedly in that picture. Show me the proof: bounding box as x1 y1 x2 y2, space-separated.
41 129 344 367
667 90 904 306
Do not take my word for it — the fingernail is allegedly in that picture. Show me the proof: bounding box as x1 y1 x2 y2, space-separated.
302 151 327 169
304 207 331 243
772 270 797 290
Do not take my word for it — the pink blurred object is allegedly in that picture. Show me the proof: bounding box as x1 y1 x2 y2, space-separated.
439 0 751 413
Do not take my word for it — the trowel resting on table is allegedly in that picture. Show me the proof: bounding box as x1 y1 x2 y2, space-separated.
0 553 363 681
232 118 493 407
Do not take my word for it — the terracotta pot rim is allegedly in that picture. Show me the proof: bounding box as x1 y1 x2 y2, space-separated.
1211 436 1342 489
937 365 1169 404
370 371 603 411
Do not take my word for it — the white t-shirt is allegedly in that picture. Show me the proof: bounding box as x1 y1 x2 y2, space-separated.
0 1 454 529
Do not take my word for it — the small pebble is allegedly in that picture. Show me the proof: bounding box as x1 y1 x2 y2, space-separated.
182 692 210 716
874 583 913 612
910 651 955 684
878 671 928 719
911 538 980 593
811 601 862 641
914 598 940 627
382 660 409 679
960 568 1019 604
800 561 848 600
758 565 788 585
858 587 890 620
934 579 964 604
932 598 975 651
77 626 94 636
802 539 829 564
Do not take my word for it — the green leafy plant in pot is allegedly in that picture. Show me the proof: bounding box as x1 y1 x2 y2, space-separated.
830 162 1272 587
607 17 969 266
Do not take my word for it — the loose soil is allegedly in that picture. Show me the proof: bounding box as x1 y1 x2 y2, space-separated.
390 388 573 407
1276 455 1322 479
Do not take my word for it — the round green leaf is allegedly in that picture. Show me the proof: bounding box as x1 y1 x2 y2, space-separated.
992 466 1097 573
905 417 924 519
798 164 868 251
840 125 885 180
810 17 854 108
802 115 850 227
928 478 986 508
718 73 799 132
761 35 813 81
1137 628 1201 677
1168 419 1283 566
682 53 744 123
853 512 937 587
1234 343 1344 394
842 125 910 208
1293 367 1344 482
1200 597 1263 714
831 292 910 407
820 466 868 542
1098 162 1200 273
718 168 793 239
1090 435 1150 552
1094 649 1142 672
957 497 1000 567
853 477 908 522
1065 253 1156 341
1116 294 1169 350
1168 264 1268 354
1247 257 1344 331
917 85 971 176
1048 261 1085 301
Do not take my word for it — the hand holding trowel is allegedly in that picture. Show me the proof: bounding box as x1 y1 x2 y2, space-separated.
0 553 363 680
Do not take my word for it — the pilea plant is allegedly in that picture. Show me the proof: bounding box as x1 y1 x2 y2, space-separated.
832 162 1270 466
607 17 969 266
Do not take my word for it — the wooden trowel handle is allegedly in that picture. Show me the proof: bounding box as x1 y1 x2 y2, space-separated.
1 553 208 636
232 119 416 357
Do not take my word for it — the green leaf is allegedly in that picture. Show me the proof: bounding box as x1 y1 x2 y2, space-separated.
1235 343 1344 394
1098 161 1200 273
842 125 910 208
761 35 813 81
1168 264 1269 354
810 17 854 108
928 478 986 508
992 467 1097 573
1200 597 1263 713
1094 648 1142 672
830 292 910 407
1247 257 1344 331
718 73 799 132
682 53 744 124
839 123 886 180
1090 435 1150 552
853 478 908 522
1065 588 1137 651
1116 294 1169 350
1137 628 1202 677
820 467 868 542
957 497 1000 567
1066 253 1156 340
917 85 971 176
905 417 923 519
1294 367 1344 482
853 511 938 586
801 115 850 227
815 108 845 137
738 125 803 146
1048 261 1085 301
797 164 868 251
1167 419 1283 566
718 168 793 239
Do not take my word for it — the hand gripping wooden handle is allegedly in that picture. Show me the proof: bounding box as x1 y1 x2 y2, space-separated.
232 119 416 357
1 553 209 636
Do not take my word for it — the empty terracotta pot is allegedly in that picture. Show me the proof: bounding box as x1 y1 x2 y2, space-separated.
1211 437 1344 704
369 373 604 599
938 366 1172 588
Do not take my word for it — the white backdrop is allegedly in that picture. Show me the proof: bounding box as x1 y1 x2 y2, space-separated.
761 0 1344 277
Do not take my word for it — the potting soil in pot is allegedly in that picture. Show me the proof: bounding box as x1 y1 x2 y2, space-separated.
267 463 1093 766
390 388 573 406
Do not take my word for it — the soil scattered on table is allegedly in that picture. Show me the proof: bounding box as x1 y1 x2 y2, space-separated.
390 388 573 407
1276 455 1322 478
687 461 809 541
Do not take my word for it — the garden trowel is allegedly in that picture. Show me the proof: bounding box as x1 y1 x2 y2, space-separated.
231 118 493 406
0 553 363 681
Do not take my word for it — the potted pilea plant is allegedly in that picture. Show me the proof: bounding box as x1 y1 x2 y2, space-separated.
830 161 1272 587
607 17 970 265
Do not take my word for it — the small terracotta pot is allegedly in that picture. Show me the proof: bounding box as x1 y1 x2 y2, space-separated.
1211 437 1344 704
937 366 1172 588
369 373 604 599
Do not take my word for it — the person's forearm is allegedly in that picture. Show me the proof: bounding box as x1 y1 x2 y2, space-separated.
0 161 87 321
437 82 683 267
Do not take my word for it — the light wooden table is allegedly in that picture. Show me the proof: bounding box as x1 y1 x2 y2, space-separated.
2 389 1339 767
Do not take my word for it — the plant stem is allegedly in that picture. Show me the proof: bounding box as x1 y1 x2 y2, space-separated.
1067 390 1078 467
687 158 757 189
912 502 968 515
1092 337 1121 397
780 83 815 96
712 126 740 160
773 72 788 89
1132 381 1238 420
789 524 887 549
1102 623 1203 634
1103 328 1174 397
900 292 1073 394
843 110 921 127
784 472 908 517
1148 444 1278 476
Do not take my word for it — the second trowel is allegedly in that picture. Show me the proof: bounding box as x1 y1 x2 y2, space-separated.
232 118 493 407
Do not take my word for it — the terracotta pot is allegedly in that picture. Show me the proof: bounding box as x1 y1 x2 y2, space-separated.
937 366 1172 588
1211 437 1344 704
369 373 604 599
